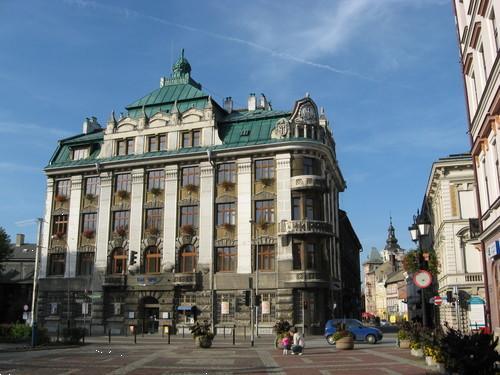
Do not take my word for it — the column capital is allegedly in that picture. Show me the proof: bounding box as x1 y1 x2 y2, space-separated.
100 171 113 186
165 165 178 181
132 168 145 183
237 158 252 174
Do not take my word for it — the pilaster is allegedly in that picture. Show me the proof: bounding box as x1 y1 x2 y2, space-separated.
237 158 252 273
128 169 145 263
198 162 214 266
276 154 291 260
96 172 112 269
40 178 54 278
66 175 82 277
163 165 178 270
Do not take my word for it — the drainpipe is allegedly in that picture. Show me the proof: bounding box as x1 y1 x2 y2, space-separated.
207 149 216 333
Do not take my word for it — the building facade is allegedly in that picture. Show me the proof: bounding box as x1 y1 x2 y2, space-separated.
424 153 485 331
37 52 347 335
454 0 500 334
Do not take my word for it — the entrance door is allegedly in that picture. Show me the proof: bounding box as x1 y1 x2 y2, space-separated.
140 296 160 334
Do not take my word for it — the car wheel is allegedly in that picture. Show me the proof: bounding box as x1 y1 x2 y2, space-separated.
326 335 336 345
366 334 377 344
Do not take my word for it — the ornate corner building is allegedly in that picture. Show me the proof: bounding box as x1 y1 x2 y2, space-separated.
37 52 347 335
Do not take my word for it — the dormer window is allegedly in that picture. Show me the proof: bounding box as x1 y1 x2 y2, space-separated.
117 138 134 156
72 147 89 160
182 130 200 148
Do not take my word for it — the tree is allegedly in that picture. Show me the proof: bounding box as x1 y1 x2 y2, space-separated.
0 227 12 271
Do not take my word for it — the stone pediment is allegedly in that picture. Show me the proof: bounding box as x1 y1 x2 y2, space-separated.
290 97 319 126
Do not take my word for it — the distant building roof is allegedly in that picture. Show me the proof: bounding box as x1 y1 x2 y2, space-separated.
363 247 383 265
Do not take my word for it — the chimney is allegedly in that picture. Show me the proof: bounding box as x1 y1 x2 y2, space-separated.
160 77 166 87
247 93 256 111
16 233 25 247
82 117 101 134
224 97 233 113
258 93 268 110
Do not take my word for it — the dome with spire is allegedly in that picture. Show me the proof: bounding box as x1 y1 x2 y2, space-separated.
384 216 402 254
172 49 191 78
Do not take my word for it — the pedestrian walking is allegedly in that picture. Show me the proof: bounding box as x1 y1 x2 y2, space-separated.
291 327 305 355
281 333 292 355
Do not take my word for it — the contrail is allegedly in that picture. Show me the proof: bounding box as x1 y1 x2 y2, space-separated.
64 0 375 81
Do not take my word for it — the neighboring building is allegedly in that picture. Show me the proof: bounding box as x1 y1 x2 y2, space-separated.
363 247 383 316
385 270 408 323
37 51 347 335
453 0 500 335
0 234 35 323
424 153 485 331
338 209 362 319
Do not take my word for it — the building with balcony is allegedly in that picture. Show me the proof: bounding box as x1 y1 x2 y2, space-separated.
453 0 500 335
424 153 485 331
36 51 348 335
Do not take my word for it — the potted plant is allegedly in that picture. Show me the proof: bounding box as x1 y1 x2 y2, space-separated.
410 340 424 357
84 193 96 202
146 226 160 236
115 226 127 237
184 184 198 193
54 194 67 203
190 320 214 348
259 177 274 187
181 224 195 236
258 219 269 230
220 180 235 191
334 323 354 350
82 229 95 239
272 319 291 349
150 187 163 196
397 328 411 349
222 223 235 232
53 231 65 240
116 190 130 200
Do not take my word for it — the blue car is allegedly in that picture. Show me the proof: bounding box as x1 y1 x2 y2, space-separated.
324 319 383 345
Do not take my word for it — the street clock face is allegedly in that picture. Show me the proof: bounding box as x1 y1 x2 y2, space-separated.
413 270 432 289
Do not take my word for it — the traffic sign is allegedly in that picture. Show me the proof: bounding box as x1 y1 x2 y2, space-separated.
434 296 443 306
413 270 432 289
23 304 29 311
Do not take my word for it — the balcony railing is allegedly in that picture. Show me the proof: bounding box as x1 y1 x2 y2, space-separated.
174 272 199 287
278 219 333 236
290 175 326 190
103 274 127 287
286 270 328 285
465 273 483 283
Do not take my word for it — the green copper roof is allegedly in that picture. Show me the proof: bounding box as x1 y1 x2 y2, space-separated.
126 83 207 110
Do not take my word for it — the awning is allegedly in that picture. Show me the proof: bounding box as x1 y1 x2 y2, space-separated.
177 306 194 311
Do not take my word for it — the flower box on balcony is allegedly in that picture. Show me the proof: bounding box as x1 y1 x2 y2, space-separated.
183 184 198 193
146 226 160 236
54 194 68 203
116 190 130 200
115 227 128 237
150 187 163 197
181 224 195 236
82 229 95 239
219 180 235 191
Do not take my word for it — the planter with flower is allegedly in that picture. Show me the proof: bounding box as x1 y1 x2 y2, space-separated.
273 319 291 349
146 226 160 237
190 320 214 349
334 323 354 350
54 194 68 203
82 229 95 239
116 190 130 200
219 180 235 192
397 328 411 349
114 227 127 238
184 184 198 193
181 224 195 237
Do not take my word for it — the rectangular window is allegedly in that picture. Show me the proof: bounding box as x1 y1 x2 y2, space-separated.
115 174 131 192
116 138 134 155
216 247 237 272
145 208 163 230
217 163 237 183
52 215 68 236
85 177 100 196
479 44 488 80
217 203 236 225
292 243 302 270
181 167 200 187
255 200 275 224
181 130 201 148
147 170 165 191
305 197 314 220
255 159 275 180
48 253 65 276
303 157 314 175
56 180 71 198
72 147 89 160
292 197 301 220
180 205 199 227
148 134 167 152
81 213 97 232
77 252 94 276
306 243 316 269
112 211 129 232
258 245 275 271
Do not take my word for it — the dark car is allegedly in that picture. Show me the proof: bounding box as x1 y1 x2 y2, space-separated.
324 319 383 345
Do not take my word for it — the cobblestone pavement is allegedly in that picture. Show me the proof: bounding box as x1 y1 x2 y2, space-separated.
0 334 437 375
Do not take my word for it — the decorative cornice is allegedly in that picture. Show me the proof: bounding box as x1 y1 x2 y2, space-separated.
201 165 213 177
165 166 178 181
237 160 252 174
132 169 145 184
100 172 113 186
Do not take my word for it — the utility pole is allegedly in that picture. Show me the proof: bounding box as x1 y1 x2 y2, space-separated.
31 218 44 347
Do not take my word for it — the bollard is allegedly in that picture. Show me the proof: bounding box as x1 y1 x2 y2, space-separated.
168 326 171 344
89 322 92 337
57 324 60 343
224 326 226 339
182 327 185 338
82 327 85 344
108 329 111 344
134 326 137 344
232 326 235 346
162 325 164 338
244 326 246 340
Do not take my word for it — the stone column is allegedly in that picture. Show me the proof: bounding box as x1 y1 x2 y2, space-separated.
276 154 291 260
128 169 145 264
198 162 214 267
40 177 55 278
66 175 83 277
237 158 252 273
95 172 112 270
163 165 178 270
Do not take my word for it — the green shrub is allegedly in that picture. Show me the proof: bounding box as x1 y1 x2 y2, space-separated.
10 323 31 339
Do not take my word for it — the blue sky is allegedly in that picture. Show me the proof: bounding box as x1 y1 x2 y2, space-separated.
0 0 468 261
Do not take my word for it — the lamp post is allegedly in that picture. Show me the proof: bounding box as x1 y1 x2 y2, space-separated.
31 218 44 347
249 218 259 345
408 211 432 328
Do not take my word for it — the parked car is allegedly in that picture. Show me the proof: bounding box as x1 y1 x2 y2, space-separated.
324 319 383 345
380 319 389 326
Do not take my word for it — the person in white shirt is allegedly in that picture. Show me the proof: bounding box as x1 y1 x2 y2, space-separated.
290 327 305 355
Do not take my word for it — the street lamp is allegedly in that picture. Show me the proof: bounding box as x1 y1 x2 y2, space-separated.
31 218 44 347
408 211 432 327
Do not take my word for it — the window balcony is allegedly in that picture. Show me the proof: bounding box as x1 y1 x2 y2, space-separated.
174 272 199 288
290 175 326 191
103 274 127 287
278 219 333 236
285 270 329 287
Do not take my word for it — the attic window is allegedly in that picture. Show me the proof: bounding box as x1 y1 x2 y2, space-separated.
240 129 250 136
72 147 89 160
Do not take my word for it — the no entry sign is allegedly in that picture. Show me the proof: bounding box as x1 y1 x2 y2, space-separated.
434 296 443 306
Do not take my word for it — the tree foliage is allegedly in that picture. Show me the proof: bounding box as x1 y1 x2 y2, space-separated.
0 227 12 270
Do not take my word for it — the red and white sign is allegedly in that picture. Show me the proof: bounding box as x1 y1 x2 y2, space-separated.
413 270 432 289
434 296 443 306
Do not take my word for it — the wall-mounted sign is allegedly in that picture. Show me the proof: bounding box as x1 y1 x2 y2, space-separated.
162 312 170 319
486 240 500 259
221 301 229 315
128 311 135 319
261 301 270 314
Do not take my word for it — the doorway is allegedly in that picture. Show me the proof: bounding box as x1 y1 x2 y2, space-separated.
140 296 160 334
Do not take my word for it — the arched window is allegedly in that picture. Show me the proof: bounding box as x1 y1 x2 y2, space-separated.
145 246 161 274
111 247 127 274
179 245 196 273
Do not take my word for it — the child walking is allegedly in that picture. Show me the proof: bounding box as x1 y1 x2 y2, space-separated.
281 334 291 355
